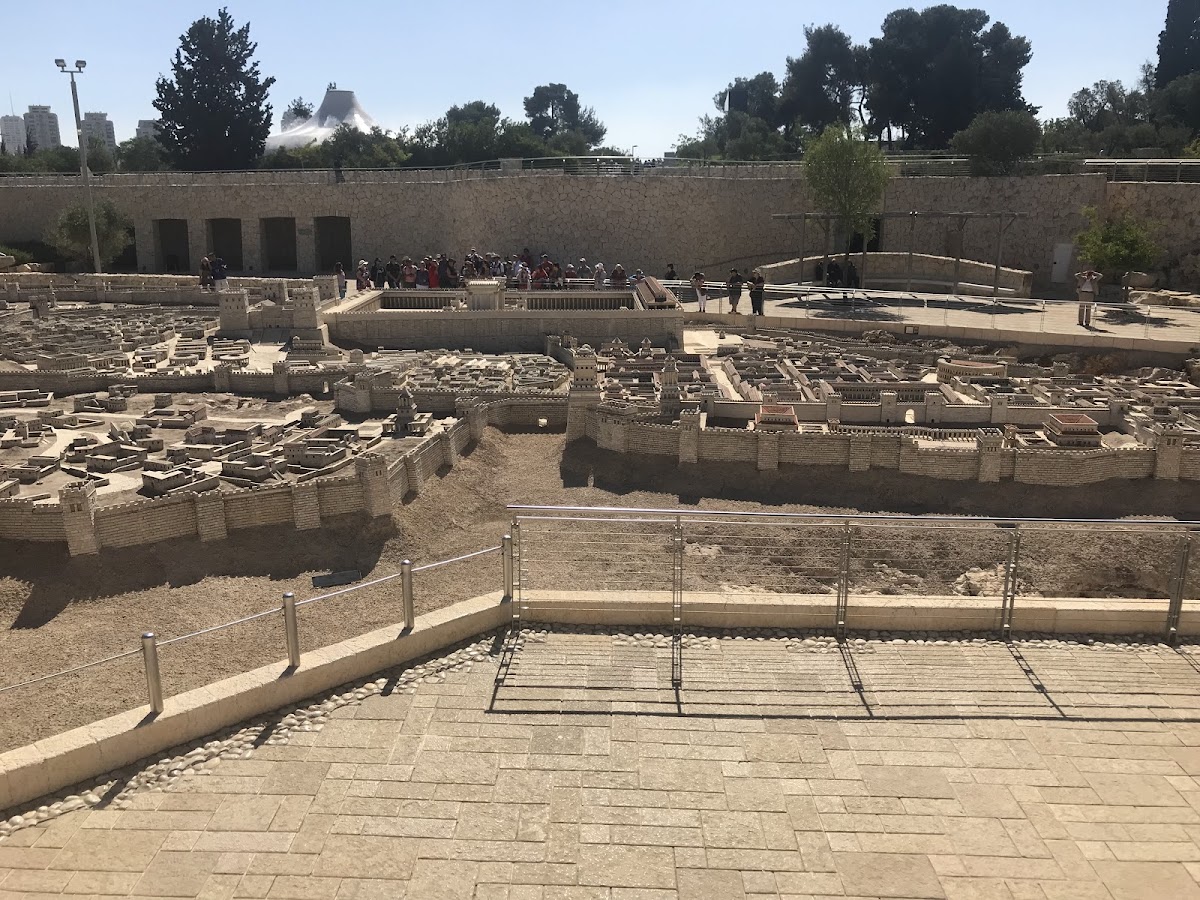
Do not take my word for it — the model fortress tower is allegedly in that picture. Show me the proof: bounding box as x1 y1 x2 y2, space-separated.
566 345 600 441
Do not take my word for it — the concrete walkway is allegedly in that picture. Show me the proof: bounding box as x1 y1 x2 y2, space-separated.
690 287 1200 353
4 627 1200 897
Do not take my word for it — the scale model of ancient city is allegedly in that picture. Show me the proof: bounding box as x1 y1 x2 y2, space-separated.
5 12 1200 897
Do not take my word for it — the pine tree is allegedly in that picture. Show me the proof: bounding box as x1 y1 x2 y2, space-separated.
1157 0 1200 88
153 8 276 170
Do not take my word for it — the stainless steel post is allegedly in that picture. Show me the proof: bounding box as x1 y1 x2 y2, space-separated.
905 212 916 292
401 560 414 630
992 216 1006 299
282 592 301 668
502 534 514 601
798 214 807 285
141 632 163 714
952 217 964 295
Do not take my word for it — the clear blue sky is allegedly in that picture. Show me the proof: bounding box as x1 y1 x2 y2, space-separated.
0 0 1168 154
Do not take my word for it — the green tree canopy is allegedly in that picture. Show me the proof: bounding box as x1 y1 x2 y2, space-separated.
674 111 792 161
522 83 606 148
116 136 169 172
262 125 409 169
717 73 781 125
1156 0 1200 89
153 7 276 169
867 5 1033 148
46 199 133 271
803 126 889 254
951 109 1041 175
1152 71 1200 132
779 26 865 138
283 96 313 126
1076 207 1161 275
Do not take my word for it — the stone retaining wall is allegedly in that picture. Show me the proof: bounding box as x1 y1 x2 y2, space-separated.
0 170 1149 291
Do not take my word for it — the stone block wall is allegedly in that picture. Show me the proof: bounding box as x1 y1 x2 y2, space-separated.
325 308 684 353
8 169 1182 291
585 407 1200 487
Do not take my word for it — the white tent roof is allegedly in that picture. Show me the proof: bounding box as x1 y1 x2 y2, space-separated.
266 88 377 151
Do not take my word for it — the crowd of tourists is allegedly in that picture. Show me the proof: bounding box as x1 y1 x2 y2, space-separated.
334 248 651 296
330 248 769 314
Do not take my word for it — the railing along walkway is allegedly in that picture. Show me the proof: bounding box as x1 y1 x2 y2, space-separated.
496 506 1200 689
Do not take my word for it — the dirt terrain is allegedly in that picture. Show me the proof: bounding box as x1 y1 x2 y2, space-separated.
1 429 1198 750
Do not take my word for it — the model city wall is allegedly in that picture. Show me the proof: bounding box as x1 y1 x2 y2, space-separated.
0 404 498 556
575 408 1195 486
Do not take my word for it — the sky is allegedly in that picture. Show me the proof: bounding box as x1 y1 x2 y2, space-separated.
0 0 1169 155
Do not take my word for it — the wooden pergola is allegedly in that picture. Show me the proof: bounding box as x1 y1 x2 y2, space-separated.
770 211 1028 297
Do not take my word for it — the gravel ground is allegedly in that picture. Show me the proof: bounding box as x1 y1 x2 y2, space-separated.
1 429 1198 751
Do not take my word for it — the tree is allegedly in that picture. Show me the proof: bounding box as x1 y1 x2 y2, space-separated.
1042 118 1091 154
716 72 781 125
779 26 864 138
951 110 1041 175
522 83 606 148
116 136 169 171
83 137 115 174
804 126 889 265
1156 0 1200 88
674 111 792 160
46 199 133 271
153 8 276 169
1152 71 1200 133
1076 207 1161 276
867 5 1033 148
282 96 313 129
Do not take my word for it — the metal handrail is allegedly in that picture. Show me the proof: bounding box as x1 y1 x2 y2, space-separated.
0 544 504 695
508 504 1200 529
0 647 141 695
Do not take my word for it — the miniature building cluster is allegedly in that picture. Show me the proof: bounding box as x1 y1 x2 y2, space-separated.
0 267 1197 554
560 331 1200 483
1 305 219 374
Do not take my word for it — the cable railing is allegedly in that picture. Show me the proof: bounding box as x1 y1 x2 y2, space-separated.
1083 159 1200 183
495 506 1200 687
1 153 1099 185
0 543 505 730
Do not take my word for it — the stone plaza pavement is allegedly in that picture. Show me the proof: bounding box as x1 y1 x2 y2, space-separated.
744 292 1200 350
4 628 1200 899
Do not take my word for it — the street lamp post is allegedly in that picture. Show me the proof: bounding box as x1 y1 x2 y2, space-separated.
55 59 102 274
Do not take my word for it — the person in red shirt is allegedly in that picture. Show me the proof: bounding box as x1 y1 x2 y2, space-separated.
427 257 440 289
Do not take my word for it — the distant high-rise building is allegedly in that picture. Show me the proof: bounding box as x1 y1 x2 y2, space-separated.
82 112 117 152
0 115 27 155
23 106 61 151
135 119 160 141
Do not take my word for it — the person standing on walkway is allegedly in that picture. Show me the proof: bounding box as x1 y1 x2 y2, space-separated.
691 271 708 312
386 255 401 289
335 262 347 299
1075 268 1102 327
726 268 744 313
748 269 766 316
210 255 228 291
199 255 214 291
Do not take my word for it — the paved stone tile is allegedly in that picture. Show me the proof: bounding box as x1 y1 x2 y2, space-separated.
11 631 1200 897
132 850 221 897
834 850 946 898
577 845 677 888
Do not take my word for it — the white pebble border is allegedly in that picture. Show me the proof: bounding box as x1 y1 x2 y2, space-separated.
2 625 1195 839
